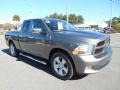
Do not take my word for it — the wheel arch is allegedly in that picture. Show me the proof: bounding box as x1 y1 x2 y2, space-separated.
49 48 76 73
8 39 14 46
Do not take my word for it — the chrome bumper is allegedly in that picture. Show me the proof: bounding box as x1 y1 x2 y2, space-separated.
72 47 112 74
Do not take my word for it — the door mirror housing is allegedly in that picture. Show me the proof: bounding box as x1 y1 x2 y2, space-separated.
32 28 47 35
32 28 42 34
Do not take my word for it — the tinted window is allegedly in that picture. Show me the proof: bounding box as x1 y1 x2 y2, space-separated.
32 19 47 30
21 20 31 33
44 19 76 31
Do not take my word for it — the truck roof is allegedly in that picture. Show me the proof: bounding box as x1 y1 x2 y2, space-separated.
24 18 62 21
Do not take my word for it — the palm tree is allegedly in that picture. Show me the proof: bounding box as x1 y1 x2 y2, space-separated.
13 15 20 22
13 15 20 30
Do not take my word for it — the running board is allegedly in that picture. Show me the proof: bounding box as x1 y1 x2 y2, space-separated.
20 53 47 65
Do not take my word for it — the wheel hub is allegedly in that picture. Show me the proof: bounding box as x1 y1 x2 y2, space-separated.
10 44 15 55
53 57 68 76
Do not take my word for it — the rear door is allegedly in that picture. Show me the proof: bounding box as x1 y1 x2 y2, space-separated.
19 20 32 53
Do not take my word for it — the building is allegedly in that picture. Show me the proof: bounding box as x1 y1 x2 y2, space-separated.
75 21 108 30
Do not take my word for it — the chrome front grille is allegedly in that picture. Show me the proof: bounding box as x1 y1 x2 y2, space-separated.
94 48 104 54
94 39 110 58
97 41 105 47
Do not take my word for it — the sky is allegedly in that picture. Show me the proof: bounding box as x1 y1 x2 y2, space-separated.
0 0 120 23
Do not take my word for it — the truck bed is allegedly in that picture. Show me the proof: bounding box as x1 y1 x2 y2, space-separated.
5 31 20 50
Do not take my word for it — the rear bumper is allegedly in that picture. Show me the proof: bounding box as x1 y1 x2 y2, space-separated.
72 47 112 74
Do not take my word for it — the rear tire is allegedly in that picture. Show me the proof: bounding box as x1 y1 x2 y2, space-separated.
51 52 74 80
9 42 19 57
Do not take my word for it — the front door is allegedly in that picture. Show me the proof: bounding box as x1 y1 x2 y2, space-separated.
24 19 49 58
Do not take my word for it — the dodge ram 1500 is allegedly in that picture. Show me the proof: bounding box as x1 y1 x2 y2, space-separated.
5 18 112 80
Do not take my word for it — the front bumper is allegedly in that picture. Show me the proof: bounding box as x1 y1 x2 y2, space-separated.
72 47 112 74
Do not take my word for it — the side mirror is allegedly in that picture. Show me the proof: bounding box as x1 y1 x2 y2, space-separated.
32 28 42 34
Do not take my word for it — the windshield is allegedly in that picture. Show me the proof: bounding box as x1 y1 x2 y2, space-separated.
43 19 77 31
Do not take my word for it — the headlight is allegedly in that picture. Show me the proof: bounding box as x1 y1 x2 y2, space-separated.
72 44 94 56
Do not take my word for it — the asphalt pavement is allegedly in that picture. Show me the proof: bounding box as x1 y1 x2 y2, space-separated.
0 34 120 90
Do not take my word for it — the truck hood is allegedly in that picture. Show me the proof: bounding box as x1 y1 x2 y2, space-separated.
52 30 109 44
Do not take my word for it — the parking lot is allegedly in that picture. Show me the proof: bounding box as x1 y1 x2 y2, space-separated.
0 34 120 90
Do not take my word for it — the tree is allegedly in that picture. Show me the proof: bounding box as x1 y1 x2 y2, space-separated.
57 14 64 19
63 15 67 20
118 17 120 22
112 17 120 32
113 23 120 32
68 14 77 24
77 15 84 24
106 16 120 32
112 17 119 22
13 15 21 30
45 13 84 25
13 15 20 22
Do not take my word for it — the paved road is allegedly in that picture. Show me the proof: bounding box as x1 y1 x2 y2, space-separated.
0 34 120 90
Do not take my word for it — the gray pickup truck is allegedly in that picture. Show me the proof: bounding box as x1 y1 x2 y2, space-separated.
5 18 112 80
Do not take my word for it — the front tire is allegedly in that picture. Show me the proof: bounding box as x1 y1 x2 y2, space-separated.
51 52 74 80
9 42 19 57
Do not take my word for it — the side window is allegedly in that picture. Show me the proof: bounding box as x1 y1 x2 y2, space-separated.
32 19 47 31
21 20 30 33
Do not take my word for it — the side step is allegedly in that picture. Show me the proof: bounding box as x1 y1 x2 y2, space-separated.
20 53 47 65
